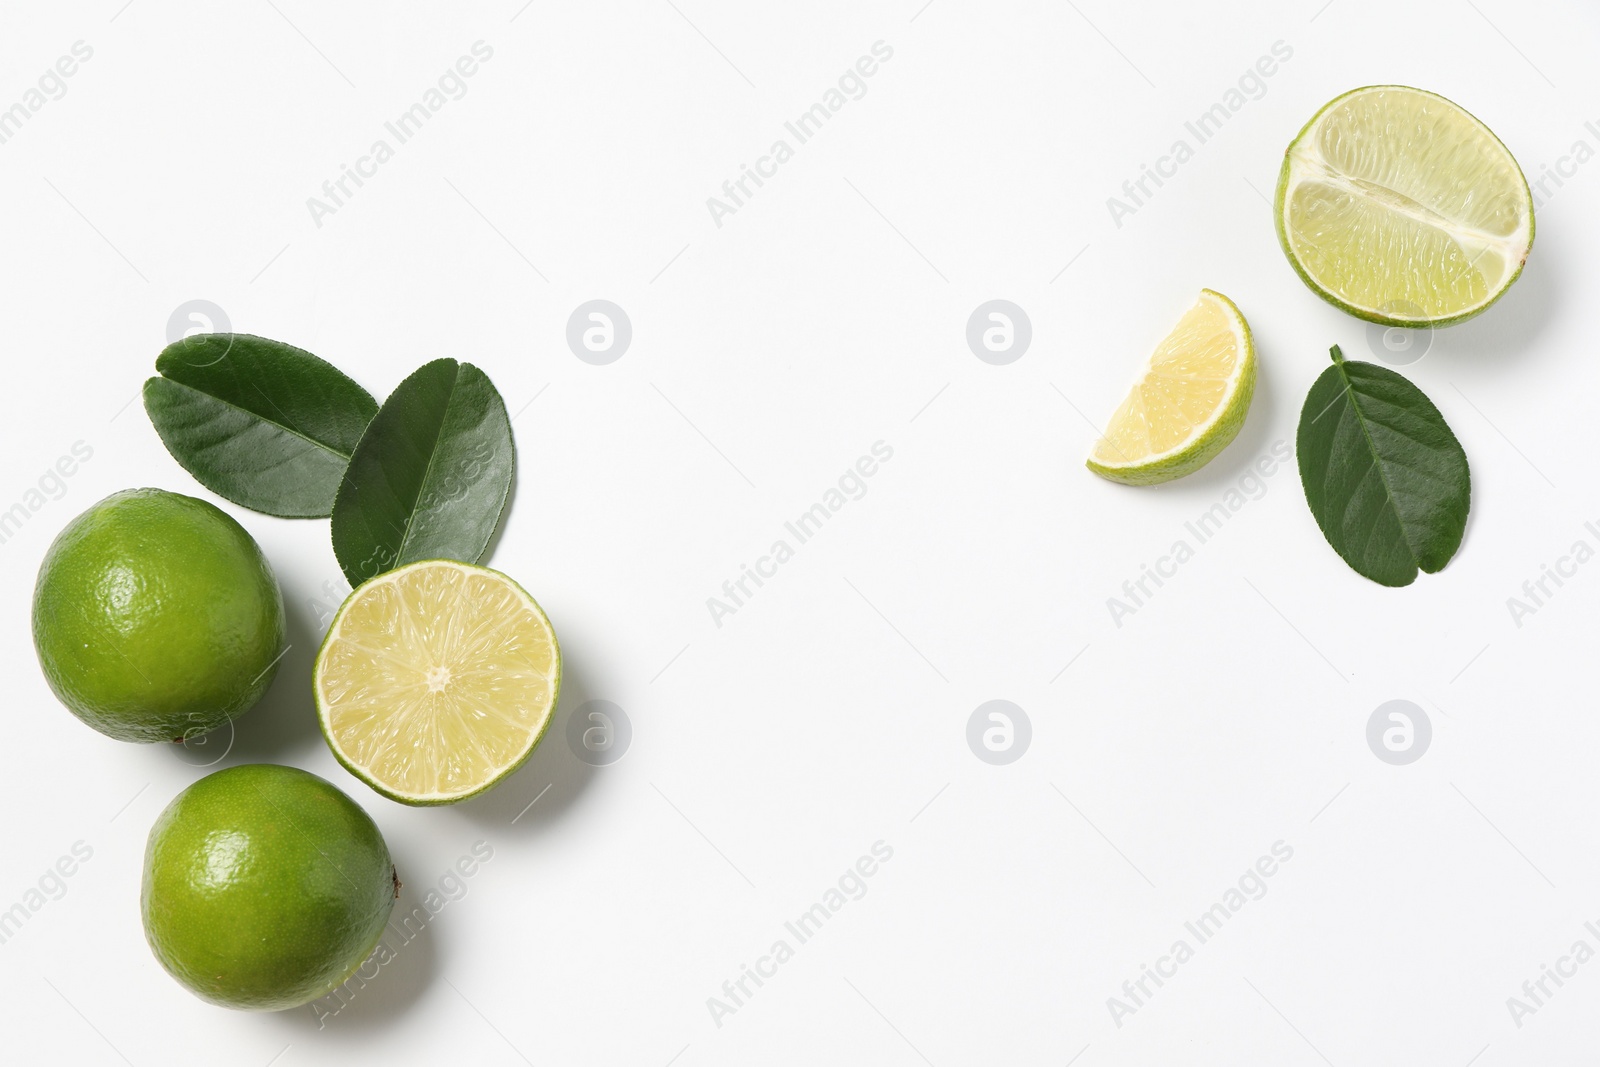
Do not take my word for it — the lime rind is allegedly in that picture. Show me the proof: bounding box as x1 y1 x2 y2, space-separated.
1274 84 1534 328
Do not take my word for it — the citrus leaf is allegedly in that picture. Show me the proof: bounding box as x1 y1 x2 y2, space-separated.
1296 346 1470 587
330 359 513 587
143 333 378 518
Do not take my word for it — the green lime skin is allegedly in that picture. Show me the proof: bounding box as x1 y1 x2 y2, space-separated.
32 488 286 743
141 764 398 1011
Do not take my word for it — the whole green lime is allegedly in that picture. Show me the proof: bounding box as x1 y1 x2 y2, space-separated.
142 764 398 1011
32 488 286 743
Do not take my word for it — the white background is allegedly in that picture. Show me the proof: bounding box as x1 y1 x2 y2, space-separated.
1 0 1596 1063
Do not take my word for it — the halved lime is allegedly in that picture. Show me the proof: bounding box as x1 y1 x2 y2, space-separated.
1275 85 1534 326
313 559 561 805
1087 288 1255 485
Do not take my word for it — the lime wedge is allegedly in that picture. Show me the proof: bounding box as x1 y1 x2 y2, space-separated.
313 560 560 805
1275 85 1533 326
1086 289 1255 485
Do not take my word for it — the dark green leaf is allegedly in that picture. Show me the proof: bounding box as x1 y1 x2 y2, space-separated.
1296 346 1470 587
330 359 514 586
144 333 378 518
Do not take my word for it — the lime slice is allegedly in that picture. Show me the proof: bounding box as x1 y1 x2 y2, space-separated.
313 559 560 805
1275 85 1533 326
1086 289 1255 485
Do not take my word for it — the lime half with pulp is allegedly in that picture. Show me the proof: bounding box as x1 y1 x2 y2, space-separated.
314 559 561 805
1275 85 1534 326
